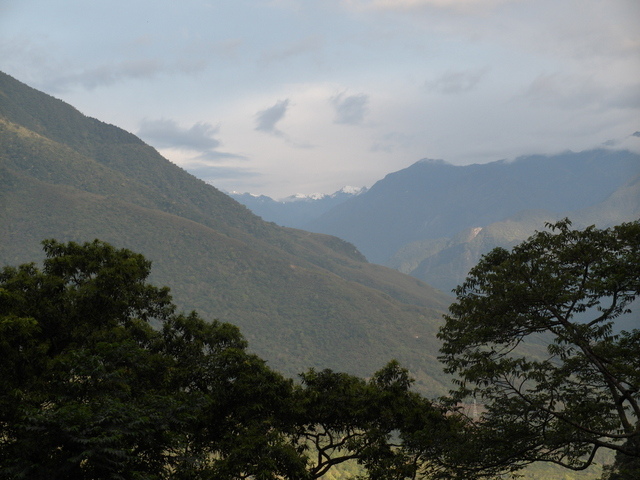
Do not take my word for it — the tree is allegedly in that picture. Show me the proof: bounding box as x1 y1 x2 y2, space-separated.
292 361 460 480
0 239 306 479
437 219 640 477
0 239 458 480
600 437 640 480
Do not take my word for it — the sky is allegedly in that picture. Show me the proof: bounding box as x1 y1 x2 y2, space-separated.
2 0 639 198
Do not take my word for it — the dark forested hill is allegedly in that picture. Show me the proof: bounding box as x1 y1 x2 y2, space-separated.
0 71 452 394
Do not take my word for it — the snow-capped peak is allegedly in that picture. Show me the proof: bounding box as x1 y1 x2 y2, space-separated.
279 186 366 202
230 191 261 197
335 185 366 196
282 192 328 202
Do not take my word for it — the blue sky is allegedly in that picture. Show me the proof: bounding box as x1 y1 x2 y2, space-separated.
2 0 639 197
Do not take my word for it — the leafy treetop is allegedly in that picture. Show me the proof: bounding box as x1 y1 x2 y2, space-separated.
438 219 640 478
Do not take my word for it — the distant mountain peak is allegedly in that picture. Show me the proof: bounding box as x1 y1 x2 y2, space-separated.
338 185 367 195
229 185 368 228
415 158 450 166
279 185 367 203
282 192 327 202
230 191 263 198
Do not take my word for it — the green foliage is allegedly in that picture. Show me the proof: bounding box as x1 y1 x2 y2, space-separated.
0 240 308 479
437 219 640 477
598 438 640 480
290 361 465 480
0 239 461 480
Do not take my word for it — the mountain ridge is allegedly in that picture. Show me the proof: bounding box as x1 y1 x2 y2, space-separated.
306 149 640 264
0 71 452 393
230 186 367 228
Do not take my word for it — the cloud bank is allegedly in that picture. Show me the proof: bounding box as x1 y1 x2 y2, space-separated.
348 0 519 13
4 0 638 197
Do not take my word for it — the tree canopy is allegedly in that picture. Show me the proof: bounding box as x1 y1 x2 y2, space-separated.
0 239 310 479
291 361 463 480
438 219 640 478
0 239 457 479
11 225 636 479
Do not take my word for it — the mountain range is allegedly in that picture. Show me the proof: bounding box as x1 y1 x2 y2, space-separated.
230 186 366 230
229 149 640 302
0 71 454 395
241 152 637 291
306 152 639 266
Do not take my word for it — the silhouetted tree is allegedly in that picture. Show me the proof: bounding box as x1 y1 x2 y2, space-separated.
438 220 640 478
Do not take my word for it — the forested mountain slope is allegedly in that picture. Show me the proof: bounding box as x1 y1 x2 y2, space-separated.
0 71 451 393
386 173 640 294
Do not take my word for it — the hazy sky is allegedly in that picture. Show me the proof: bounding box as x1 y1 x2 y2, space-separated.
2 0 639 197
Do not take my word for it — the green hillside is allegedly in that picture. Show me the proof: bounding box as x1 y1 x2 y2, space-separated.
0 71 452 394
391 175 640 295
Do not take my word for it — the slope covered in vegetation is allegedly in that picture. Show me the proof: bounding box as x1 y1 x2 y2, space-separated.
0 71 451 391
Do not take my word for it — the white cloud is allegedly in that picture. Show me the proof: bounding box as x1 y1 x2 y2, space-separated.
139 118 220 149
518 74 640 112
370 131 415 153
53 60 165 91
182 164 259 180
38 57 209 93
